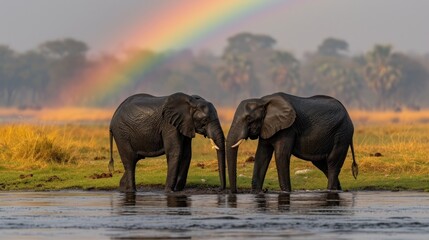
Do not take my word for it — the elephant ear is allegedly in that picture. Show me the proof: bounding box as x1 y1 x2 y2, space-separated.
260 94 296 139
162 93 196 138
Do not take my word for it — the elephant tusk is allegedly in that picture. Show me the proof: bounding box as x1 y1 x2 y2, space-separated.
209 138 220 150
231 139 244 148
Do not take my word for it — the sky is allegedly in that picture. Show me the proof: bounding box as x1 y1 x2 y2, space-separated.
1 0 429 58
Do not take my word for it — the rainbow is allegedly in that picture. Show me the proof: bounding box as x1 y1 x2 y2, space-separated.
60 0 301 105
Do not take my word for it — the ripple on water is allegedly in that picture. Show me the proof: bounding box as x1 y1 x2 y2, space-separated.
0 191 429 239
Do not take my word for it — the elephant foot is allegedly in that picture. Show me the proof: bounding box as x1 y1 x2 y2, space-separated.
216 187 227 193
119 179 136 192
173 183 186 192
326 189 343 193
164 186 175 193
119 186 136 193
173 187 184 192
327 183 342 192
229 189 238 194
119 172 137 192
279 184 292 193
251 188 265 194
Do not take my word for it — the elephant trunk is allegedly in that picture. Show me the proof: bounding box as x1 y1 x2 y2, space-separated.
226 142 238 193
225 120 248 193
206 120 226 190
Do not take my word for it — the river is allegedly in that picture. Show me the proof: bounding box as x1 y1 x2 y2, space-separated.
1 191 429 239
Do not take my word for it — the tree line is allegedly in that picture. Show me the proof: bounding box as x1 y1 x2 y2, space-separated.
1 33 429 109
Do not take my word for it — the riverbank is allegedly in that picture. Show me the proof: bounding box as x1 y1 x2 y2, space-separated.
1 121 429 192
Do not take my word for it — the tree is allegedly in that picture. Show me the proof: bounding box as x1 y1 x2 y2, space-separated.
0 45 18 106
318 38 349 56
39 38 88 59
302 38 366 108
363 45 402 108
302 37 368 108
217 52 255 103
39 39 89 102
270 50 300 94
317 60 363 106
389 53 429 109
15 51 50 105
218 32 277 102
225 32 276 54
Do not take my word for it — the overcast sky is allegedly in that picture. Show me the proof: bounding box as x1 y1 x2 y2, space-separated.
1 0 429 57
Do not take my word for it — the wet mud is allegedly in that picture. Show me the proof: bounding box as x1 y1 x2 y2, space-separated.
1 191 429 239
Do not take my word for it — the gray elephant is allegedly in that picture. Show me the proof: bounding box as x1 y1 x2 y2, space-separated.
226 92 358 193
109 92 225 192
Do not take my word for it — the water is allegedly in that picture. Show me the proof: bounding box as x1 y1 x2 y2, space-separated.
1 191 429 239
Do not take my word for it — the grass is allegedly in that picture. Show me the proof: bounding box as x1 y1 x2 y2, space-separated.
0 108 429 192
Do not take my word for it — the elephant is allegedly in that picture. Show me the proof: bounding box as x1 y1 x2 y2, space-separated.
226 92 358 193
109 92 225 192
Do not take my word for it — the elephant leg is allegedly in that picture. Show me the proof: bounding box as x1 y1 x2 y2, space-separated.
326 144 348 191
312 160 332 189
117 142 138 192
163 130 183 192
251 139 274 192
270 130 295 192
274 144 293 192
174 137 192 191
165 152 181 192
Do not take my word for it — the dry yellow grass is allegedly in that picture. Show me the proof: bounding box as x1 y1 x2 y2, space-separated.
353 124 429 175
0 121 428 190
1 107 428 176
0 124 103 170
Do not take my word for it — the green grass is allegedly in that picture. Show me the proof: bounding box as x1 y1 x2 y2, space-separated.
1 123 429 192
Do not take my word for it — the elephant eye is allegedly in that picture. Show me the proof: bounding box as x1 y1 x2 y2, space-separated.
198 115 209 126
246 115 254 123
194 110 205 119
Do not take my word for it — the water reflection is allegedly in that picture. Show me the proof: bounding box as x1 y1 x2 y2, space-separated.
325 192 341 206
255 193 270 212
166 194 191 215
113 191 352 217
122 192 137 206
166 194 189 208
114 192 192 215
1 191 428 240
217 194 237 208
278 193 291 212
250 192 349 213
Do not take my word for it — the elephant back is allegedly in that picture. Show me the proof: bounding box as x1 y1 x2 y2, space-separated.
110 94 165 133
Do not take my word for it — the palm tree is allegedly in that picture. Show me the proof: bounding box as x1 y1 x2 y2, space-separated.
270 50 300 94
217 52 254 104
218 32 278 103
363 45 402 108
317 60 363 107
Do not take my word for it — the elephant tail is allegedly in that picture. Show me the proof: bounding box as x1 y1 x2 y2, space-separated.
108 128 115 174
350 141 358 179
